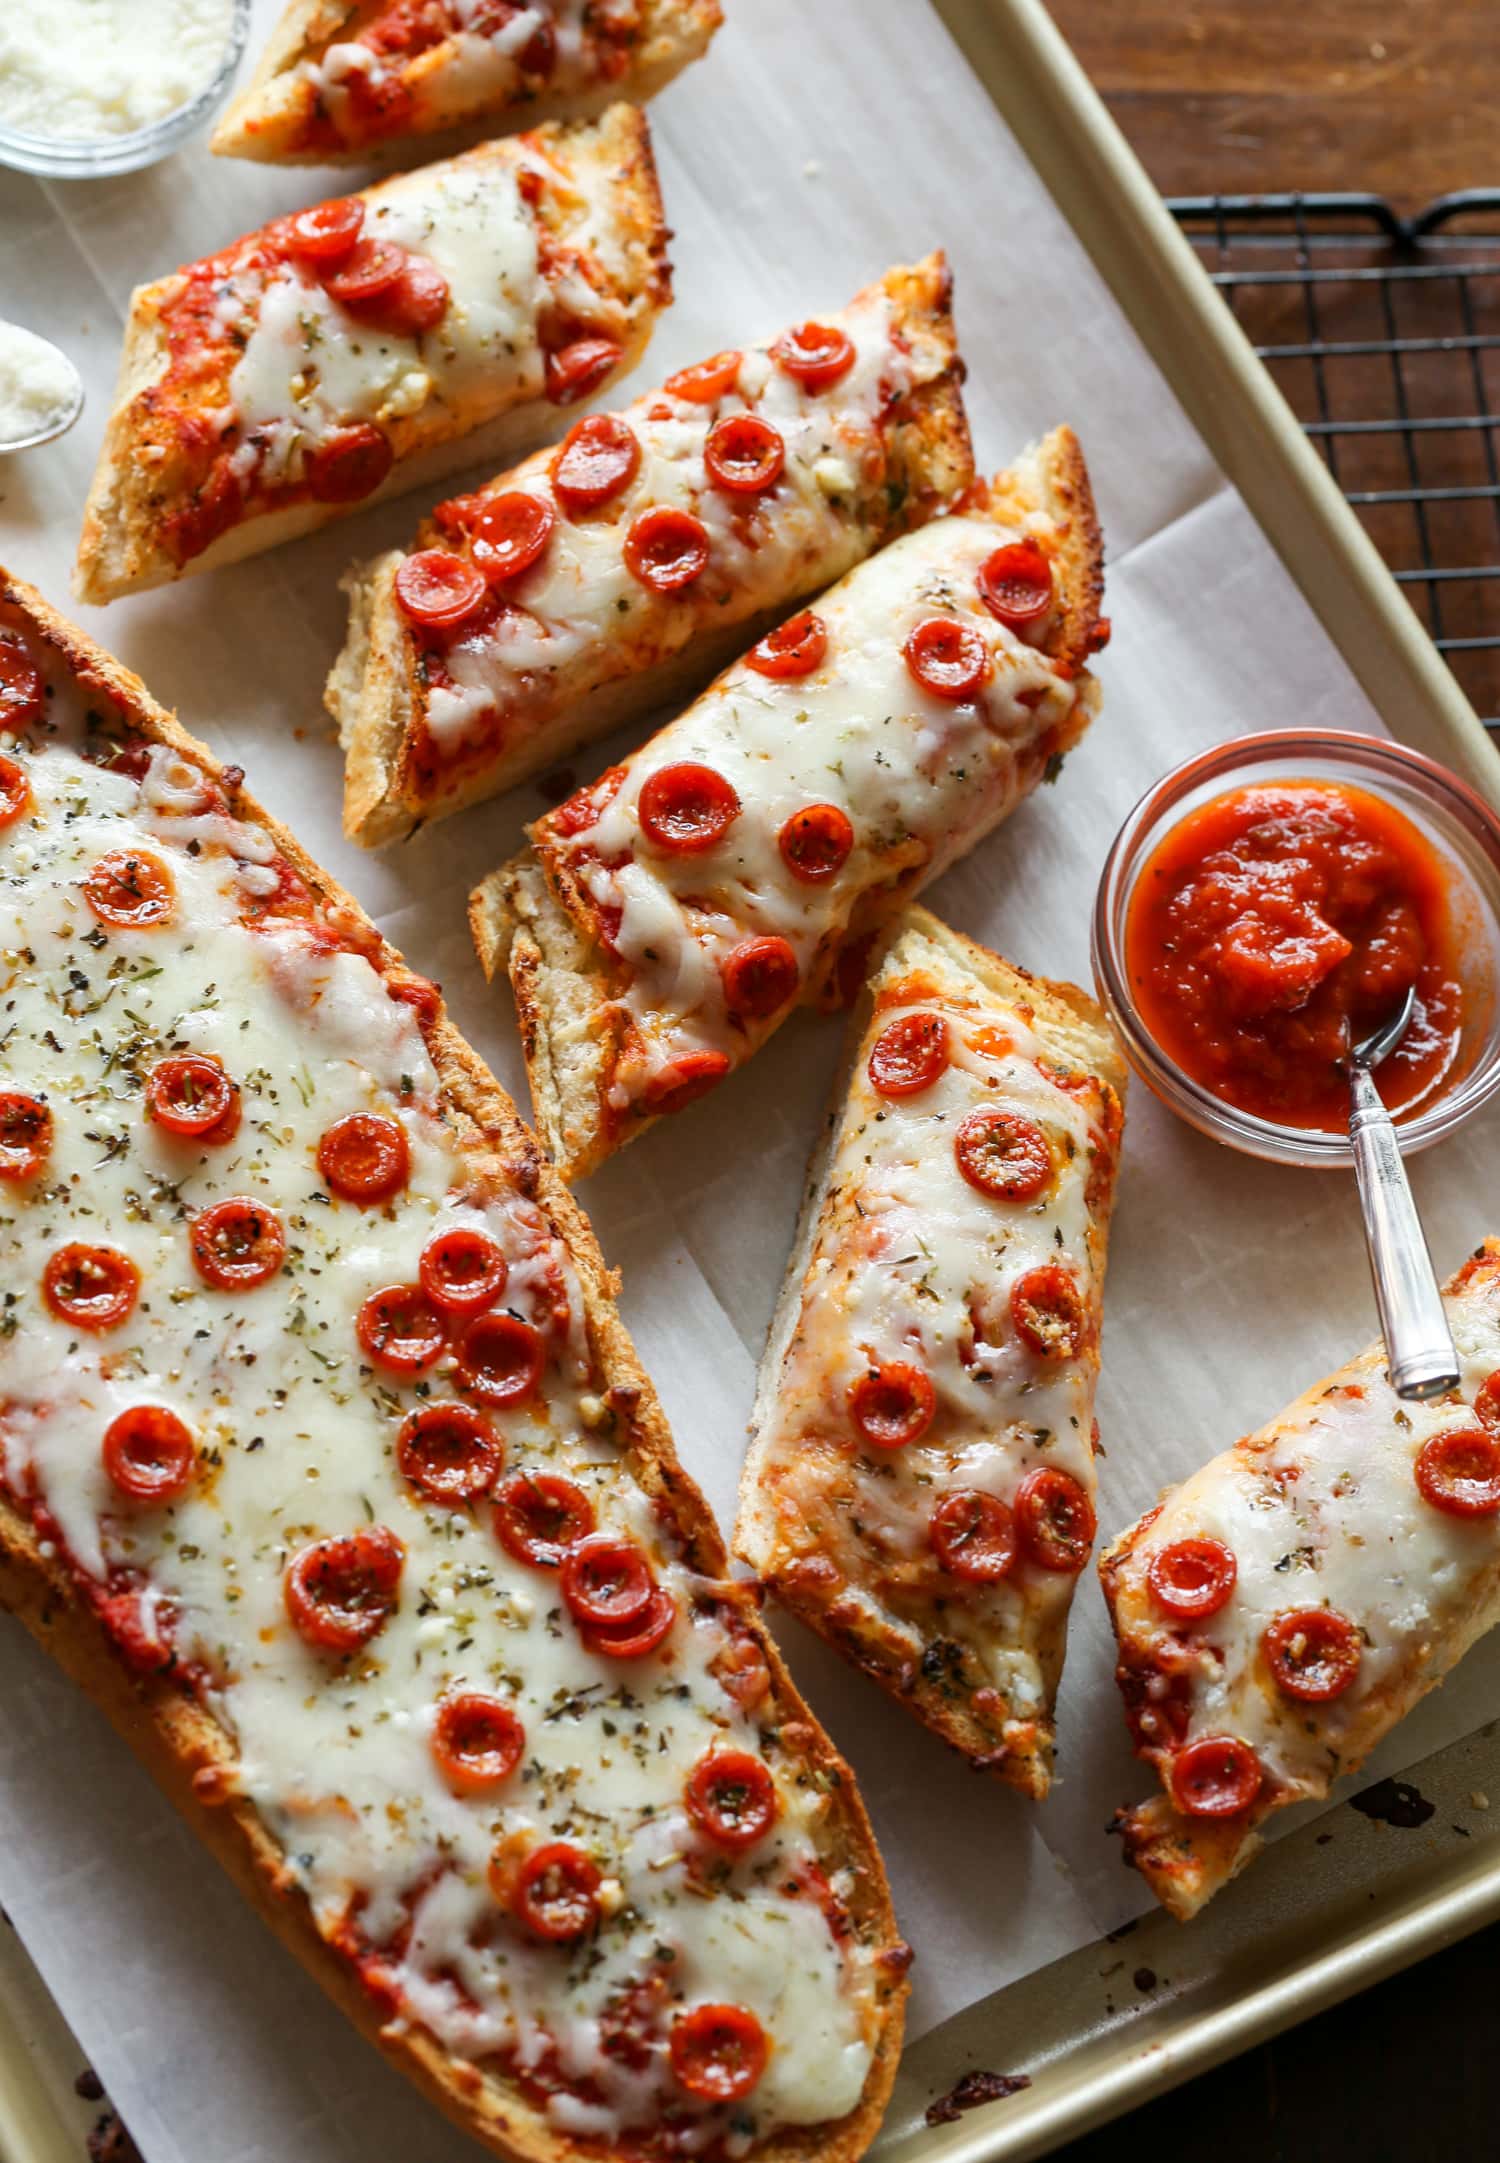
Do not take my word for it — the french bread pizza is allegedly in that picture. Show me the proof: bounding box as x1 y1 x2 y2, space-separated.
213 0 722 166
75 107 670 605
330 256 972 844
0 570 909 2158
737 910 1126 1797
1100 1239 1500 1920
471 425 1107 1181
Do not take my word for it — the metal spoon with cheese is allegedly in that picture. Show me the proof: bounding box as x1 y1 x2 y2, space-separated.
0 322 84 454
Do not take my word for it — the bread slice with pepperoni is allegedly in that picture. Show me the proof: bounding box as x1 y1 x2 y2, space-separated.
471 425 1107 1181
75 106 669 604
213 0 722 166
736 908 1126 1798
329 256 972 845
1100 1240 1500 1920
0 567 910 2163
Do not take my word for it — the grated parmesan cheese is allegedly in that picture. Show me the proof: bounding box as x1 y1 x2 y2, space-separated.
0 0 234 139
0 322 78 447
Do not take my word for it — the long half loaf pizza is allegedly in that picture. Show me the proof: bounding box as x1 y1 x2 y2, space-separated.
0 570 908 2160
737 909 1126 1798
472 425 1107 1180
213 0 723 165
1101 1239 1500 1920
75 107 669 604
329 255 972 843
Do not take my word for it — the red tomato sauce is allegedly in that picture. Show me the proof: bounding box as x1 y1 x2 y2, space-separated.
1125 780 1464 1130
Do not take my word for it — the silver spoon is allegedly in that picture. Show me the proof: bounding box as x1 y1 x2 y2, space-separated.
0 326 84 455
1347 986 1459 1401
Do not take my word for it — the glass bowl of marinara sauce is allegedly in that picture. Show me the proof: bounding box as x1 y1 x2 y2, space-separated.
1092 729 1500 1166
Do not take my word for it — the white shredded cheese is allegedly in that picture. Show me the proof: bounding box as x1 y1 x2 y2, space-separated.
0 0 234 139
0 323 78 446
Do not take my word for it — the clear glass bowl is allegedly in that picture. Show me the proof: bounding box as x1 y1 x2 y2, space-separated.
0 0 251 178
1091 728 1500 1167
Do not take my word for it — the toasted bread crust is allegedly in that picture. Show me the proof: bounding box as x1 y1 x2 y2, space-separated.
472 425 1105 1182
0 566 907 2163
74 107 670 606
735 907 1126 1797
331 255 974 845
213 0 722 164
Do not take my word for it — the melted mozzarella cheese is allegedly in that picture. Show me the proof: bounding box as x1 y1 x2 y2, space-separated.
555 511 1087 1103
1109 1264 1500 1797
422 288 915 753
227 157 542 465
0 657 876 2145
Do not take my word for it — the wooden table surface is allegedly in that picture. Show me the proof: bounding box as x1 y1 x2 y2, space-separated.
1040 4 1500 2154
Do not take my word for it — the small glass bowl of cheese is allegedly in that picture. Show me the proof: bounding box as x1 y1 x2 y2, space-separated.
0 0 251 178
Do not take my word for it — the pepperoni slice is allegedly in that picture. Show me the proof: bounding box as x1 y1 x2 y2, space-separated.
869 1012 949 1098
146 1055 236 1140
955 1107 1052 1200
625 507 711 594
493 1471 595 1568
545 337 623 406
1263 1608 1363 1701
847 1359 936 1451
455 1311 545 1405
584 1584 677 1659
356 1284 446 1373
510 1841 601 1940
685 1750 778 1850
317 1112 410 1204
669 2005 768 2103
637 762 739 853
1475 1373 1500 1430
750 611 828 682
0 640 45 728
419 1228 508 1317
1010 1264 1087 1359
1169 1735 1262 1819
471 492 554 582
665 350 742 403
288 196 364 265
430 1692 524 1791
929 1489 1016 1581
721 936 798 1021
0 1093 51 1180
285 1526 404 1655
772 322 856 393
560 1533 653 1628
394 550 489 632
641 1051 732 1116
325 237 405 306
368 257 450 337
102 1406 195 1504
552 414 641 514
1414 1426 1500 1516
778 806 852 892
397 1403 503 1505
904 617 991 702
0 754 33 828
190 1199 286 1291
1015 1466 1095 1571
711 1631 771 1709
1148 1538 1237 1620
978 539 1055 630
43 1244 140 1331
705 414 784 495
306 422 393 504
83 850 174 928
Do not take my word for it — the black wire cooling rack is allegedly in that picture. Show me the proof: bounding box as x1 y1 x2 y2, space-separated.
1169 191 1500 730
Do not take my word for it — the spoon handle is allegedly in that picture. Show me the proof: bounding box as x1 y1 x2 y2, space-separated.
1349 1066 1460 1401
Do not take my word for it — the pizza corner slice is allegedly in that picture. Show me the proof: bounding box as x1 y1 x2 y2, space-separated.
213 0 723 165
75 106 669 605
330 255 973 845
1100 1240 1500 1920
0 568 910 2162
736 908 1126 1797
471 423 1108 1181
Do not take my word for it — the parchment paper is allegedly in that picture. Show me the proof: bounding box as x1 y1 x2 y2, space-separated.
3 4 1500 2156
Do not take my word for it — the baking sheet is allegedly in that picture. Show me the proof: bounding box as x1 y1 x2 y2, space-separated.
3 3 1500 2158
